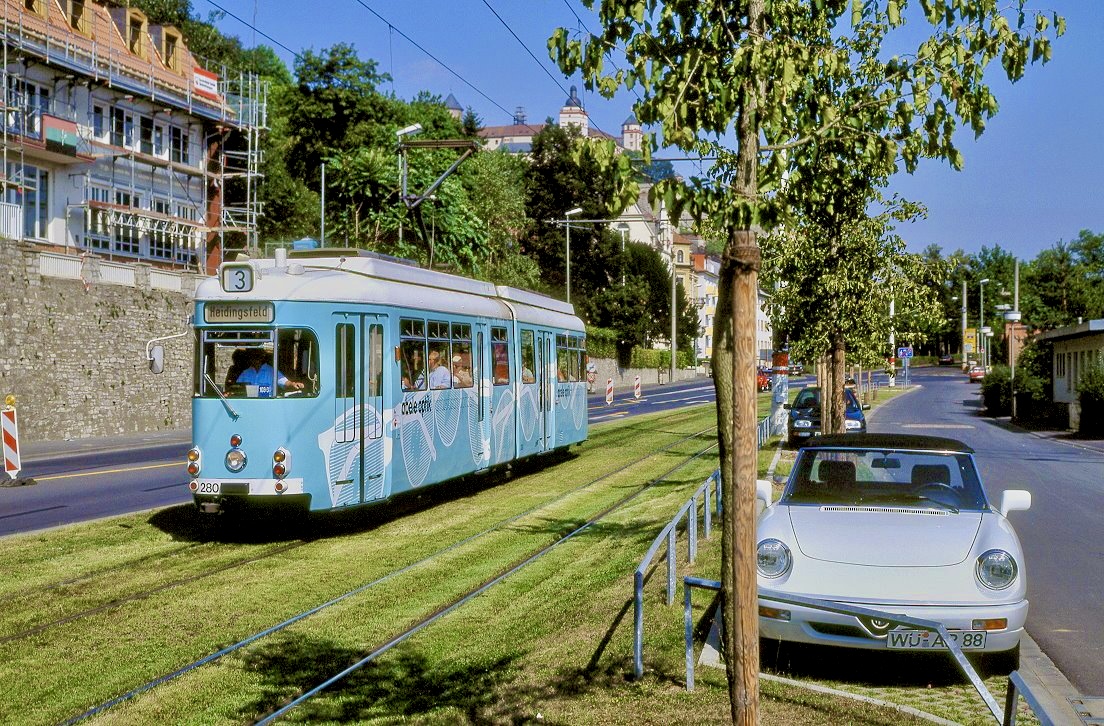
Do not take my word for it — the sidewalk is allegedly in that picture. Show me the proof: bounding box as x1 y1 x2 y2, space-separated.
20 428 190 464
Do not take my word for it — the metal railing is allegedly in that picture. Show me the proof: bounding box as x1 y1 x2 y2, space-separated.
680 577 1057 725
757 414 772 447
633 469 722 679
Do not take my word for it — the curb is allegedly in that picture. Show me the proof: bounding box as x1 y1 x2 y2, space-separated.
758 672 959 725
1018 632 1084 725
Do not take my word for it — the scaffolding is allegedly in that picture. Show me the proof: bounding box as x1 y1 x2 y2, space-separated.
217 68 266 262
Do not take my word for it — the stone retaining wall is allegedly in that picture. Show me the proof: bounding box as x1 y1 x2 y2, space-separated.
0 242 198 443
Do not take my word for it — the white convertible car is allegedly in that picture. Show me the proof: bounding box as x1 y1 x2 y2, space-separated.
756 433 1030 673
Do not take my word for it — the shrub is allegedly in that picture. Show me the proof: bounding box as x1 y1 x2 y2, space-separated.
981 365 1012 416
1078 360 1104 436
584 326 618 360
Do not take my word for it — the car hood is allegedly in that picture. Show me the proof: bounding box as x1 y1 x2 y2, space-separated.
788 506 982 566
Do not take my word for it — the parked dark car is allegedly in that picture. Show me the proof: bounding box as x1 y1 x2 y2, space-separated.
785 386 869 448
789 362 804 375
939 354 955 366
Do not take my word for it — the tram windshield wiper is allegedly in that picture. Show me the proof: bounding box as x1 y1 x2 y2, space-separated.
205 373 240 419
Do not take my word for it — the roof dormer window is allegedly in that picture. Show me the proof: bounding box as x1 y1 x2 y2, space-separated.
68 1 89 35
163 31 179 71
128 14 147 58
24 0 46 18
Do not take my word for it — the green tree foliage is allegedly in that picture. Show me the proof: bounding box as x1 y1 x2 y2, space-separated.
584 241 699 363
523 123 638 299
551 2 1064 718
287 44 398 188
1078 361 1104 436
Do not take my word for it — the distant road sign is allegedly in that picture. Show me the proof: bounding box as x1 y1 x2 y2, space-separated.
897 347 914 359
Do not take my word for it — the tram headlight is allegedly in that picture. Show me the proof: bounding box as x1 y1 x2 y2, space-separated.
186 447 201 476
225 449 247 472
272 447 291 478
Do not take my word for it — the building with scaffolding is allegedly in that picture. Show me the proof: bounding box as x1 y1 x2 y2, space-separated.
1 0 264 274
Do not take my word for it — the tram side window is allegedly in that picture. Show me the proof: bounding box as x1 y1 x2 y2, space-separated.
400 318 427 392
520 330 536 383
572 334 585 381
556 334 577 381
491 327 510 385
427 320 452 389
451 323 473 389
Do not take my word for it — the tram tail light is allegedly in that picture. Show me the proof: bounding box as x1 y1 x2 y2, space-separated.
188 480 198 492
186 447 202 476
273 447 291 478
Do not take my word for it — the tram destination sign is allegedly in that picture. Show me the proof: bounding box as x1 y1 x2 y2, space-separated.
204 302 274 324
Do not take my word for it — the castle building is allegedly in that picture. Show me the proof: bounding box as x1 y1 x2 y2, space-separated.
476 86 642 155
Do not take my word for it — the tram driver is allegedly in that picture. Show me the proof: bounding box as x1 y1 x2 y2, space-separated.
236 349 305 397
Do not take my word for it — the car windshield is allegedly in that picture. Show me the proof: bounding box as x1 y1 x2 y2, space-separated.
793 388 861 411
783 447 987 511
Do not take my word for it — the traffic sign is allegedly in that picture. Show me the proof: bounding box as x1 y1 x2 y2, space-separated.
897 346 914 358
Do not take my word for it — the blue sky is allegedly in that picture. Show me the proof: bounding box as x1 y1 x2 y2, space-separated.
207 1 1103 262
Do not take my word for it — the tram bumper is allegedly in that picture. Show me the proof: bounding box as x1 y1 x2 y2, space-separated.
191 477 309 513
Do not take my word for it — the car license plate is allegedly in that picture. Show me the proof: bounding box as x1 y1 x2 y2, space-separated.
886 630 987 650
195 481 220 495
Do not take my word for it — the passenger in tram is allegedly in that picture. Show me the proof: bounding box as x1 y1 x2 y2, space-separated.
236 349 305 397
452 355 473 388
427 348 456 389
402 346 425 391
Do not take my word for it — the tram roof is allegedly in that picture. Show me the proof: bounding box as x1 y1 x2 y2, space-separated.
196 252 584 330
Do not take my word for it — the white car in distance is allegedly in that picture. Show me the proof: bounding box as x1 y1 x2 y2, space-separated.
756 433 1030 674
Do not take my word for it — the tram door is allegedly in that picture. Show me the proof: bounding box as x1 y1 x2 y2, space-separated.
539 331 556 451
333 314 390 504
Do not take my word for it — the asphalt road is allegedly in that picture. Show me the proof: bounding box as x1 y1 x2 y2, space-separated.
866 366 1104 695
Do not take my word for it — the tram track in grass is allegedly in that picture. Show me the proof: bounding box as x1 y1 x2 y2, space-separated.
63 428 718 724
252 440 719 724
0 410 711 648
0 406 719 725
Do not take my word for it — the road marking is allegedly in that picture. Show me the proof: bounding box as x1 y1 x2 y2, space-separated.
900 424 975 429
36 461 182 482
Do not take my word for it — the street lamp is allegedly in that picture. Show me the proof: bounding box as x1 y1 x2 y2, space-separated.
979 278 990 369
616 222 630 286
396 123 424 245
564 207 583 304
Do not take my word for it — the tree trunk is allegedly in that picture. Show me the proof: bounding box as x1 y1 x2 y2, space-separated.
829 334 846 434
718 2 763 722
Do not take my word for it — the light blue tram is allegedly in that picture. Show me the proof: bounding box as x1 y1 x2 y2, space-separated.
185 249 588 513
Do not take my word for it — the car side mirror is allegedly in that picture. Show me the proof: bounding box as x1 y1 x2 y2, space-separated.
862 403 870 410
782 403 791 410
999 490 1031 516
755 479 773 507
148 344 165 375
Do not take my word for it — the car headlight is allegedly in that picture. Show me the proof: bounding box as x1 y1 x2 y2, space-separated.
845 419 863 430
976 549 1018 590
226 449 247 472
757 539 792 578
793 419 812 428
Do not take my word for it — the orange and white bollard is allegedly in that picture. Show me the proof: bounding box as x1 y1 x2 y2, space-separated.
3 395 21 480
605 379 614 406
634 375 641 400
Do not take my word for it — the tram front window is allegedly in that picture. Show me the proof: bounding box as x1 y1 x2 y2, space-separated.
197 328 319 399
